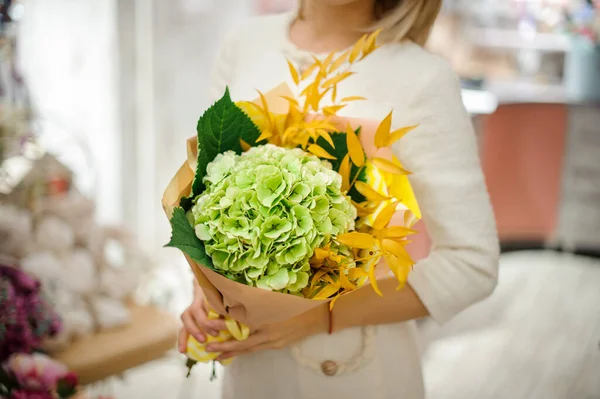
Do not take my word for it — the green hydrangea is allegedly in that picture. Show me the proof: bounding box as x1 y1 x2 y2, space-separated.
189 144 357 293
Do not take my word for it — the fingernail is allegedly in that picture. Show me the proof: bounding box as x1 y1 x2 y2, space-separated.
206 345 216 352
208 330 219 337
194 334 205 343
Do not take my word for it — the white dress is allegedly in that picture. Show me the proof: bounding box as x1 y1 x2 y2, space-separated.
208 12 500 399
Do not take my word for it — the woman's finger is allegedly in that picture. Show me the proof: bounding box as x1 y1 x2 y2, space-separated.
188 302 220 337
206 331 268 353
181 310 206 343
177 327 189 353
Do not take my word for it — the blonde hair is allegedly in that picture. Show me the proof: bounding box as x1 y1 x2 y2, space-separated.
374 0 442 46
298 0 443 47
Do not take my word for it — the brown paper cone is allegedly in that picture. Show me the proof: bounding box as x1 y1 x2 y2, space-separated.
162 84 410 328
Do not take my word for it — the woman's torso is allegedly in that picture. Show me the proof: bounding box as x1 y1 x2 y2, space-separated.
215 12 443 399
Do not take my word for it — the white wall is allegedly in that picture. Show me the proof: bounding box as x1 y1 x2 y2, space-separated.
18 0 121 224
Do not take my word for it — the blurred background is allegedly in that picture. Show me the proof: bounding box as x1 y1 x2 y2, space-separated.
1 0 599 398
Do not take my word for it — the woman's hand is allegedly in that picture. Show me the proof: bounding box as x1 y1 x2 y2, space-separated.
178 283 227 353
205 303 330 360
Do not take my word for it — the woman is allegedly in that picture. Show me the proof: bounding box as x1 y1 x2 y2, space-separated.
179 1 499 398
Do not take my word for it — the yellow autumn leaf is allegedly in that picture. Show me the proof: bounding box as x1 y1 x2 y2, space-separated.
388 173 421 220
339 269 356 291
355 181 390 202
307 144 336 160
341 96 367 102
372 157 410 175
384 253 410 289
374 111 392 148
368 260 383 297
240 139 251 152
349 34 368 63
346 123 365 167
382 238 414 263
336 232 377 249
320 52 335 75
386 124 419 146
279 95 299 108
301 62 319 80
372 200 398 230
362 29 382 58
317 129 336 148
314 247 331 260
331 85 337 103
287 59 300 85
256 90 270 116
256 129 273 143
352 200 375 217
382 226 415 238
312 283 340 300
329 49 350 73
348 268 369 280
323 104 347 116
339 154 351 192
322 71 354 89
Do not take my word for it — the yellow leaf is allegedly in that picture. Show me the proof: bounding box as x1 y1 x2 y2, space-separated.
312 283 340 300
349 34 368 63
352 200 375 217
320 52 335 75
382 226 416 238
354 181 390 202
362 29 382 58
332 85 337 103
374 111 392 148
313 87 331 111
301 62 319 80
256 90 270 116
339 269 356 291
322 72 354 89
240 139 251 152
287 59 300 85
368 260 383 297
279 95 299 107
318 129 336 149
256 129 272 143
384 253 410 288
329 49 350 73
339 154 351 192
341 96 367 102
348 268 369 280
372 201 398 230
346 123 365 167
388 173 421 220
314 247 331 260
386 124 419 146
307 144 337 160
382 238 414 263
323 104 346 116
372 157 410 175
336 232 377 249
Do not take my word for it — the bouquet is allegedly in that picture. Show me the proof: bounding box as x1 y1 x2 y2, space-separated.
162 30 421 374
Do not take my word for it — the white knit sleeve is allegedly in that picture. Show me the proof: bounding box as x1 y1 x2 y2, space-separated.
208 29 239 103
399 60 500 325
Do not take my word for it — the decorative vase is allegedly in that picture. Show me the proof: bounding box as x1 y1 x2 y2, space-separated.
564 36 600 103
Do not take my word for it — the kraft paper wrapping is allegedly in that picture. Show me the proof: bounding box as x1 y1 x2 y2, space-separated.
162 84 406 329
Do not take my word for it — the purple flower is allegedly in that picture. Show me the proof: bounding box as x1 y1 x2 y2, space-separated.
0 265 62 362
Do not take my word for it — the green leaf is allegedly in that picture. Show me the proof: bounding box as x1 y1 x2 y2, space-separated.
165 207 214 269
316 128 367 203
181 87 261 211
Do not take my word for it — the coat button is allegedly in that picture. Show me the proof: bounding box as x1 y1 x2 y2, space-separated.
321 360 338 376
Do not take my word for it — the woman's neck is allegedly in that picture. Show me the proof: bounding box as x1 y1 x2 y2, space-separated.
290 0 377 54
